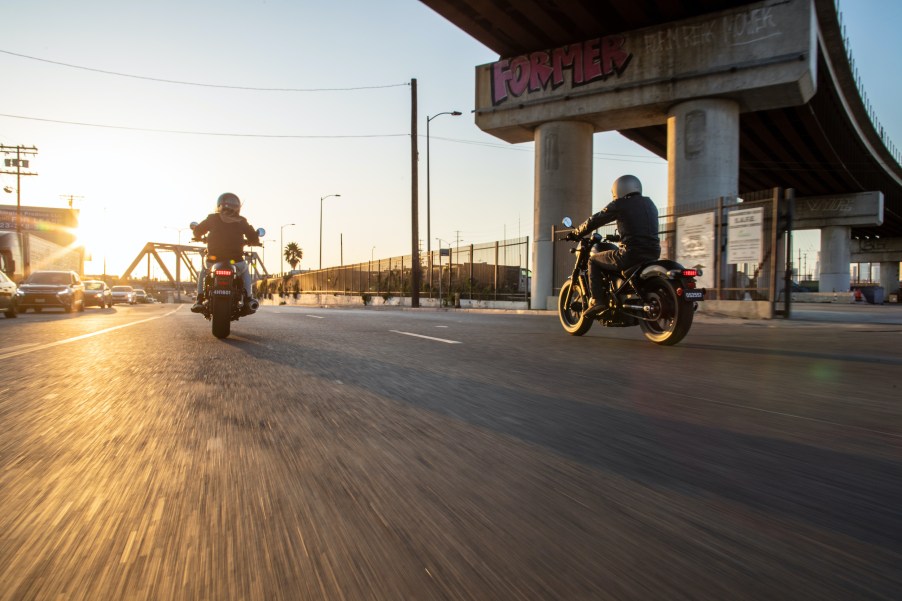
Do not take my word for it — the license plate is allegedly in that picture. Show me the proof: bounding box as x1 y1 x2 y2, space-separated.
684 290 704 301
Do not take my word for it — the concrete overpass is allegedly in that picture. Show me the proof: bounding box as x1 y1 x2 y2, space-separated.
420 0 902 306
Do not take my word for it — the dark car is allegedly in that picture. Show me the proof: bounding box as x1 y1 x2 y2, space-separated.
0 269 17 318
16 270 85 313
83 280 113 308
134 289 149 303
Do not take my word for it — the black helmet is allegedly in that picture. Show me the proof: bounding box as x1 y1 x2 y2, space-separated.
217 192 241 215
611 175 642 200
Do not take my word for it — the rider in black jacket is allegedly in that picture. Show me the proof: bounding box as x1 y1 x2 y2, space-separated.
191 192 261 313
567 175 661 311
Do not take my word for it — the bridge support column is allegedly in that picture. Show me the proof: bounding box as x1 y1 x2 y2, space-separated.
820 226 851 292
880 261 900 298
532 121 594 309
667 99 739 210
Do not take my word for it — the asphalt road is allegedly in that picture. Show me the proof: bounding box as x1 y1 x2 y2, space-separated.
0 303 900 600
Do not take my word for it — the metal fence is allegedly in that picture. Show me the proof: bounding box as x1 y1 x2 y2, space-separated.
553 188 791 305
258 236 530 303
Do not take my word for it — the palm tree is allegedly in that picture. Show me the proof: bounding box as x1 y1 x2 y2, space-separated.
284 242 303 271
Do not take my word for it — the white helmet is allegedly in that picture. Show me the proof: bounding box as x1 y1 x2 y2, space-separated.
611 175 642 200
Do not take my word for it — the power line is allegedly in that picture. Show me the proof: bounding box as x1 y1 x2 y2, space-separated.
0 113 407 139
0 48 409 92
0 112 670 162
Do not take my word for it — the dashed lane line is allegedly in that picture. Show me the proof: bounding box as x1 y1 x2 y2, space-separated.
389 330 462 344
0 309 179 360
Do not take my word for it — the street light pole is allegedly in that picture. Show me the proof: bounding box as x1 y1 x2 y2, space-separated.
436 237 450 304
280 223 295 277
319 194 341 270
426 111 462 289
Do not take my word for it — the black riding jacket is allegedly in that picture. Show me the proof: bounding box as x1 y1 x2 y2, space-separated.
574 193 661 265
193 213 260 262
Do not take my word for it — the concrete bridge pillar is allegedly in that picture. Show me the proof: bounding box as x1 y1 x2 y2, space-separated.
532 120 594 309
880 261 900 297
667 99 740 210
820 226 852 292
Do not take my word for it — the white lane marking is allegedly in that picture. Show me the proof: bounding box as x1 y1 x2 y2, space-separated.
435 325 449 328
0 309 179 360
0 342 40 353
306 315 325 319
390 330 462 344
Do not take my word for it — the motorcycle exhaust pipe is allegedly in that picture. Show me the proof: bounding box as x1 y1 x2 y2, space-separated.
248 298 260 312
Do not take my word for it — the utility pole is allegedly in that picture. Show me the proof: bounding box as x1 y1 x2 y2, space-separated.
0 145 39 236
410 78 420 307
61 194 84 209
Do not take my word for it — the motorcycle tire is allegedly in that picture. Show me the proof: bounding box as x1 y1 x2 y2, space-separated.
558 279 593 336
211 296 232 339
638 277 693 346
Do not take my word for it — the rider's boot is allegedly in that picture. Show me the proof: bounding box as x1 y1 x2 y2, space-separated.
191 294 205 313
586 280 608 315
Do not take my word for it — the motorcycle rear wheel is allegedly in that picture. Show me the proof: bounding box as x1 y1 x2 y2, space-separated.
558 279 593 336
638 277 693 346
211 296 231 339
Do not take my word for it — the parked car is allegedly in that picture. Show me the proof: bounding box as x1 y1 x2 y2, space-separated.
134 289 148 303
16 270 85 313
0 269 18 318
83 280 113 308
111 285 136 305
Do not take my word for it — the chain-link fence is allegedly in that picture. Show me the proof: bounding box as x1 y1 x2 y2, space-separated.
258 236 530 304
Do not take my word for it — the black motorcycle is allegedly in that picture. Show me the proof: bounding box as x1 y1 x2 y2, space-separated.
557 217 703 346
190 223 266 339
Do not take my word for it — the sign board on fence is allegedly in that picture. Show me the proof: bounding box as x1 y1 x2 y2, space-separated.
727 207 763 264
677 212 714 289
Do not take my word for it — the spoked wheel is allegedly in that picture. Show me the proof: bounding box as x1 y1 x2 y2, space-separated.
638 277 693 346
558 279 593 336
211 296 231 339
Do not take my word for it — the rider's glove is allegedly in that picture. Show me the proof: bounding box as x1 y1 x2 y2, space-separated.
568 223 587 240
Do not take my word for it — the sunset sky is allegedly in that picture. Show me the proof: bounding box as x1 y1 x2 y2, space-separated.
1 0 898 277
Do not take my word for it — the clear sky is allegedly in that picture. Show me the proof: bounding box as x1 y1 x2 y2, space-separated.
1 0 899 278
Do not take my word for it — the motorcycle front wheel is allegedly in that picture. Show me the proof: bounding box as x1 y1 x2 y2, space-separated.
638 277 693 346
558 279 593 336
211 296 232 339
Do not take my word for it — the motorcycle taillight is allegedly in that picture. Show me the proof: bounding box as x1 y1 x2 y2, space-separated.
681 268 700 278
214 269 233 276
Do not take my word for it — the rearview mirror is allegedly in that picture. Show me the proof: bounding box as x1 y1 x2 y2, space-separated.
257 228 266 237
562 217 572 228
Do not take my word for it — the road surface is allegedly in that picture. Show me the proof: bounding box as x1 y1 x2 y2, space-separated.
1 303 899 600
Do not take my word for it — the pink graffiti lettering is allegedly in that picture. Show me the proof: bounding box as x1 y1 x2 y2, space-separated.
491 35 632 106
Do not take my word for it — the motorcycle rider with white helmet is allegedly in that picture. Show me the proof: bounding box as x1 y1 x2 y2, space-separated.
191 192 261 314
566 175 661 312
